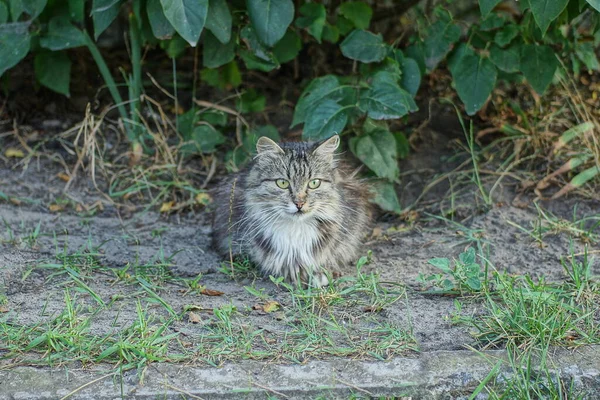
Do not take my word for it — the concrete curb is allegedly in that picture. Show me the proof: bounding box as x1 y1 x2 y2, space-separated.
1 347 599 399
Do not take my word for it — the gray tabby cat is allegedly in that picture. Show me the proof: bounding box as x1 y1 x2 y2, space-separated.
212 135 371 286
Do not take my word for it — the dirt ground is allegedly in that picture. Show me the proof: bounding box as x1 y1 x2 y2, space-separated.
1 123 598 358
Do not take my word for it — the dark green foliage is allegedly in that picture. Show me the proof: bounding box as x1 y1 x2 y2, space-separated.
0 0 597 212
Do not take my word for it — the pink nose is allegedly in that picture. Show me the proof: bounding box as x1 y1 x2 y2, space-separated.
294 201 305 210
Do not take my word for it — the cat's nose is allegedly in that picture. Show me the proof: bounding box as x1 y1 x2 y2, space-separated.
294 201 305 210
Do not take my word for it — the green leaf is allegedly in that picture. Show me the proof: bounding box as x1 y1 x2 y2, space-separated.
160 0 208 46
68 0 84 22
459 248 476 264
0 2 7 23
575 42 600 72
336 15 354 36
292 75 343 127
359 72 418 120
240 50 278 72
203 31 235 68
479 0 502 17
322 23 339 43
147 0 175 39
272 29 301 64
9 0 46 21
295 2 326 43
205 0 232 44
587 0 600 12
92 0 122 40
354 128 399 181
247 0 294 47
40 16 85 50
405 42 426 74
189 125 225 153
339 1 372 30
494 24 519 47
520 44 557 94
428 258 451 272
302 99 349 141
394 132 410 159
423 16 461 71
34 51 71 97
369 181 401 213
340 29 387 63
478 13 505 31
451 54 497 115
161 34 188 58
489 43 520 73
237 89 266 113
240 25 275 62
400 57 421 97
199 110 228 127
529 0 569 34
466 277 482 290
0 23 30 77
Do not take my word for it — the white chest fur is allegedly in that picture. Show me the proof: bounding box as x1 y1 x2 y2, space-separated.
264 217 320 267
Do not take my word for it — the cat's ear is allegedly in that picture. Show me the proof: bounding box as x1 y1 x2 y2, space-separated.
313 135 340 157
256 137 284 155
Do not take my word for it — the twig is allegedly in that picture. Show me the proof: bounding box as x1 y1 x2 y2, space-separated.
162 383 206 400
59 372 116 400
335 377 375 396
251 381 289 399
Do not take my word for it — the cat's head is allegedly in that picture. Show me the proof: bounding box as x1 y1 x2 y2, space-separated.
245 135 342 219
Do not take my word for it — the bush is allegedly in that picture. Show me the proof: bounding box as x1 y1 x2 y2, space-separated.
0 0 598 210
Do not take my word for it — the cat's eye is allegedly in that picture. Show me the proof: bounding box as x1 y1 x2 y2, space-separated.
276 179 290 189
308 179 321 189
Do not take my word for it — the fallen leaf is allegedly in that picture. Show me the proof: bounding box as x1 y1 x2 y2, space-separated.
195 192 213 205
200 288 224 296
0 305 8 313
188 311 201 324
160 201 175 213
5 148 25 158
262 301 280 313
57 172 70 182
49 204 65 212
9 198 21 206
371 227 383 238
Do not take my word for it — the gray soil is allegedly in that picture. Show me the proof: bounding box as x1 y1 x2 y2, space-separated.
1 128 599 399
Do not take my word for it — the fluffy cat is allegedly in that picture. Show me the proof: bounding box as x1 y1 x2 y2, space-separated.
211 135 371 286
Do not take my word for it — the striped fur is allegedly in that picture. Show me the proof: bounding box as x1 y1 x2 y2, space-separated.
211 135 371 286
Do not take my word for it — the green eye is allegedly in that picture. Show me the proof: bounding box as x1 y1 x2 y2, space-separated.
276 179 290 189
308 179 321 189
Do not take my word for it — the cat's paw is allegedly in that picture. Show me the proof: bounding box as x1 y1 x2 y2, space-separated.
299 269 329 288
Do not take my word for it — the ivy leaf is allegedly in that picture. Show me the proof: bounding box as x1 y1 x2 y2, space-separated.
400 57 421 97
369 181 402 214
34 51 71 97
302 99 349 141
587 0 600 12
292 75 343 127
520 44 557 94
9 0 46 21
322 23 340 43
203 31 235 68
359 72 418 120
0 3 7 23
478 0 502 17
494 24 519 47
575 42 600 72
354 128 399 181
273 30 302 64
160 0 208 46
40 16 85 50
68 0 84 22
247 0 294 47
91 0 122 40
188 125 225 153
489 44 520 73
423 16 461 71
452 54 497 115
237 89 266 113
0 23 30 77
340 29 387 63
339 1 373 30
240 50 278 72
205 0 232 44
295 2 326 43
529 0 569 35
147 0 175 39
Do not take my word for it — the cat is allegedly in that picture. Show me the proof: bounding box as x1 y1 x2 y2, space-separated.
211 135 371 286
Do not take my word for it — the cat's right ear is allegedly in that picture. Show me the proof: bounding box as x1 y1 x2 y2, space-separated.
256 137 284 155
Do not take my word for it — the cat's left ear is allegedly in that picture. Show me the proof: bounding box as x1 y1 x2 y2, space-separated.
313 135 340 158
256 137 284 155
